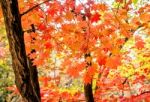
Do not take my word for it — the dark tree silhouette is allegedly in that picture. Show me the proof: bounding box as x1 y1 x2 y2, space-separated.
0 0 41 101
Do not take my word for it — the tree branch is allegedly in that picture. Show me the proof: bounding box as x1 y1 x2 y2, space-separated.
21 0 52 16
122 78 128 85
141 90 150 94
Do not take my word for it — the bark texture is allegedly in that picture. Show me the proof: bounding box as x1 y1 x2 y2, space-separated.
0 0 41 102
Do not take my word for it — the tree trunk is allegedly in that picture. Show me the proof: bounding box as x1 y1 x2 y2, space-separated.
0 0 41 102
84 83 94 102
84 53 94 102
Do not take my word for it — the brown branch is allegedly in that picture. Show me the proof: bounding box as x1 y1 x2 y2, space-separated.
21 0 52 16
141 90 150 95
133 90 150 99
122 78 128 85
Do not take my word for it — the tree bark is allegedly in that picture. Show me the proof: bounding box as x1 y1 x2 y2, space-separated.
0 0 41 102
84 53 94 102
84 83 94 102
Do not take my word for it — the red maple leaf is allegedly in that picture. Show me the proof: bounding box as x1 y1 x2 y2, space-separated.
135 40 145 49
42 34 51 40
44 42 52 49
97 55 107 66
83 72 92 84
38 23 46 30
90 13 101 23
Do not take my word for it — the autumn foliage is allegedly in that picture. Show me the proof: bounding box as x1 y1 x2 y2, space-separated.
1 0 150 101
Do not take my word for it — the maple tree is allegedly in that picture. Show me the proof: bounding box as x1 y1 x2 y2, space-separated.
0 0 150 102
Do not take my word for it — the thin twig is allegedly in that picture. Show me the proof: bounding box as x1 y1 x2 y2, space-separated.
122 78 128 85
21 0 52 16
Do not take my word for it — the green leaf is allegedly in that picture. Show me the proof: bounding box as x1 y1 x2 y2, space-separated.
132 0 138 5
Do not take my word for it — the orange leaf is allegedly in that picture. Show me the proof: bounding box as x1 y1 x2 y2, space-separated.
135 40 145 49
76 62 86 71
39 77 51 87
97 55 107 66
83 72 92 84
140 13 150 23
67 62 85 78
87 66 97 76
106 55 121 69
6 85 19 94
67 67 80 78
116 38 125 45
135 36 145 49
65 11 74 20
44 42 52 49
33 58 44 66
42 34 51 40
62 59 72 67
